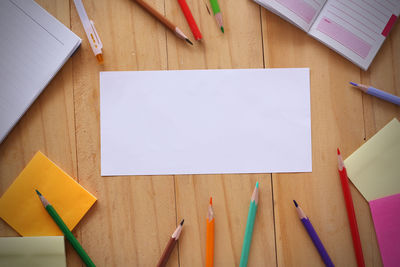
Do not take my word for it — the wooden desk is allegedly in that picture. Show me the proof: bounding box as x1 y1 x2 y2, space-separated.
0 0 399 266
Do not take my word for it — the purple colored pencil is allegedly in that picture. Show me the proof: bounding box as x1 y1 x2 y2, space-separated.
294 200 335 267
350 82 400 106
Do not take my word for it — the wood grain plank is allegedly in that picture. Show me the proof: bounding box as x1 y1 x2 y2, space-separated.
2 0 398 266
260 9 374 267
165 0 276 266
70 0 177 265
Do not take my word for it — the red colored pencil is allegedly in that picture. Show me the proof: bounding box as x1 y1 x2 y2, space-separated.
177 0 202 41
337 148 365 267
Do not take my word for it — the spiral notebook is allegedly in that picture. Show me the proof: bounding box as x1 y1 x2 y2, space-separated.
0 0 81 143
254 0 400 70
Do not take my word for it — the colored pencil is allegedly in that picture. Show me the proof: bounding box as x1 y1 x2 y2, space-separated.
202 0 211 15
293 200 334 267
209 0 224 33
337 148 365 267
350 82 400 106
133 0 193 45
177 0 202 41
239 182 259 267
206 197 214 267
157 219 184 267
35 190 96 267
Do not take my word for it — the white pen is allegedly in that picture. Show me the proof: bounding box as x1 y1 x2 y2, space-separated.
73 0 103 63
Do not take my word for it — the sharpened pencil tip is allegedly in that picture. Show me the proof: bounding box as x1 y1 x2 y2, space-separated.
350 82 358 87
221 26 224 33
35 189 42 196
256 181 259 188
205 4 211 15
210 197 212 205
337 148 341 155
180 219 184 226
293 200 298 207
185 38 193 45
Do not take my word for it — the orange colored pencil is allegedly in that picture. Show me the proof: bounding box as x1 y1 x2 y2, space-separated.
206 197 214 267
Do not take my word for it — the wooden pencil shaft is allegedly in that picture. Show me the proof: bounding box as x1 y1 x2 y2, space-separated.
337 153 344 171
207 204 214 220
251 186 259 204
134 0 175 31
157 237 177 267
296 206 307 219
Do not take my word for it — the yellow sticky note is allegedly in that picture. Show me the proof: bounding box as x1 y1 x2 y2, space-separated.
344 118 400 201
0 151 96 236
0 236 66 267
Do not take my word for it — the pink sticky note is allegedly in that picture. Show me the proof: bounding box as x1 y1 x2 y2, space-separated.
275 0 317 24
369 194 400 267
317 17 372 59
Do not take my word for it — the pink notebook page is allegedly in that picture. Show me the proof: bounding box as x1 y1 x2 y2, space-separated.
317 17 371 58
275 0 317 24
369 193 400 267
315 0 399 59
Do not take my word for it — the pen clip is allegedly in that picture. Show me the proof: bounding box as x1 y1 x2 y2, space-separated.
90 20 103 50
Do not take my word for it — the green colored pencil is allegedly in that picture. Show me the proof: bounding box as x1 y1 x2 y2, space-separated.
239 182 259 267
208 0 224 33
36 190 96 267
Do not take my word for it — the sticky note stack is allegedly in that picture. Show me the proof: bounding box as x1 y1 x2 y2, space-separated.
0 236 66 267
345 118 400 267
0 151 97 236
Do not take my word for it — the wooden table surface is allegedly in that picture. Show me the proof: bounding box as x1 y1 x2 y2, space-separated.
1 0 399 266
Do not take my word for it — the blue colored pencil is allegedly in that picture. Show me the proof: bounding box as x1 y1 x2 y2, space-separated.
350 82 400 106
293 200 334 267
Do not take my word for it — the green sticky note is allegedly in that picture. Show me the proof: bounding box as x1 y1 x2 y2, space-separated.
344 118 400 201
0 236 66 267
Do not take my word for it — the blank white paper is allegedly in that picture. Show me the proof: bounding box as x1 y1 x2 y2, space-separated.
100 69 311 176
